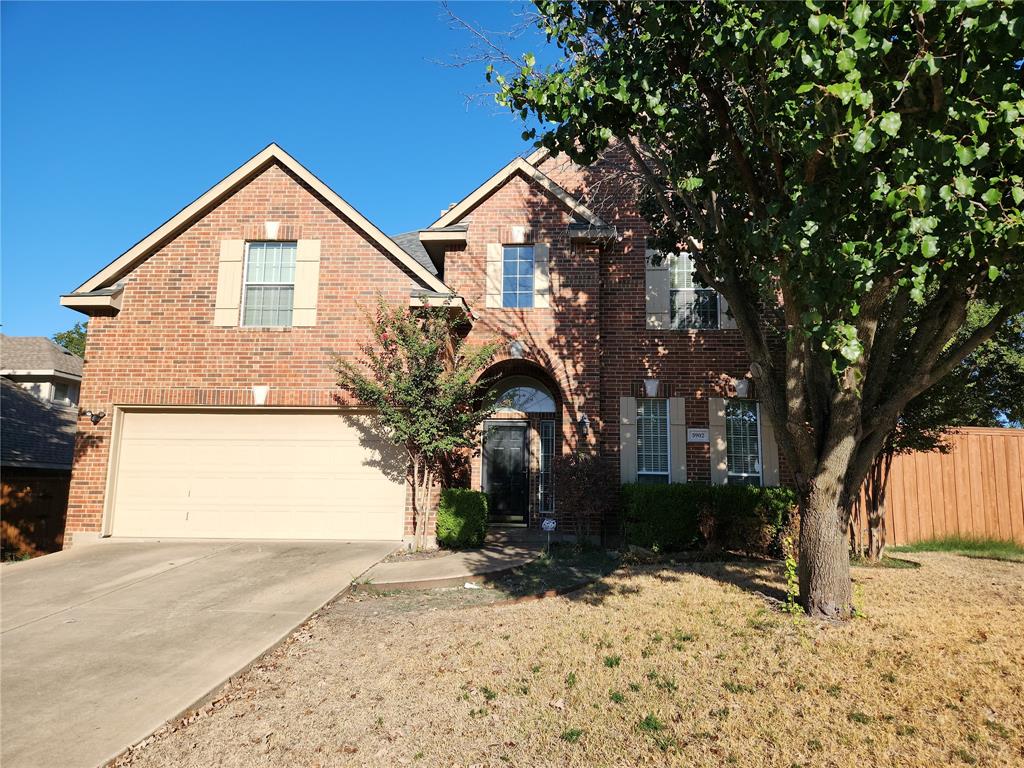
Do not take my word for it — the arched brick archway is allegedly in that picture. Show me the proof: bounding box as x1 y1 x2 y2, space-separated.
474 358 567 529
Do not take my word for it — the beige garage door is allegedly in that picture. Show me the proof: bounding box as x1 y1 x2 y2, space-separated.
109 410 406 540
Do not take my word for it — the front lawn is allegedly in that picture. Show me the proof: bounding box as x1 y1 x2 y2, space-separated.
890 535 1024 563
115 553 1023 768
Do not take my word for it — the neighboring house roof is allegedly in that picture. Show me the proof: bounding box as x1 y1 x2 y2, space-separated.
62 143 455 308
0 335 83 379
0 378 77 469
429 156 607 230
391 231 438 276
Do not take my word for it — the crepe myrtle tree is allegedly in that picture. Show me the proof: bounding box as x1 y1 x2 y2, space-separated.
485 1 1024 616
335 299 501 549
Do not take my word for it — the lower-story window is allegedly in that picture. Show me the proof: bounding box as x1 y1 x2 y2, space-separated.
637 398 669 484
726 400 762 485
539 420 555 512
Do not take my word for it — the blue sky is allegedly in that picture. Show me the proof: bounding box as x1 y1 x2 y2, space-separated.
1 1 546 337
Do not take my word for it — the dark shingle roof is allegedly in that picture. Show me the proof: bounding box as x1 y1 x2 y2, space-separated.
391 231 437 275
0 335 83 378
1 378 77 469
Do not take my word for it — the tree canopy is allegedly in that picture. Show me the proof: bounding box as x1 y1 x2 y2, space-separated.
53 321 86 358
485 0 1024 616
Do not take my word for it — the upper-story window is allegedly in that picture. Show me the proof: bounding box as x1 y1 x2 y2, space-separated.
502 246 535 308
670 252 719 329
242 241 296 327
725 400 762 486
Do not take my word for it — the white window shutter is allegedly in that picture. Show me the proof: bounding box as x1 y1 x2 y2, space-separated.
708 397 728 484
619 396 638 483
718 293 737 329
645 249 670 329
669 397 686 483
292 240 321 326
486 243 502 308
213 239 245 326
760 410 780 486
534 243 551 308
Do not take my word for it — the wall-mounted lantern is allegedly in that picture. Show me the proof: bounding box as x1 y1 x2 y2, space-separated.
577 412 591 439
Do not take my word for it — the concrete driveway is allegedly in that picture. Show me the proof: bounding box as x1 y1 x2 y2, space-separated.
0 539 397 768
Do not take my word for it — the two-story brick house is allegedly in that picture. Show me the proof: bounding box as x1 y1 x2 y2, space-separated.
60 143 780 547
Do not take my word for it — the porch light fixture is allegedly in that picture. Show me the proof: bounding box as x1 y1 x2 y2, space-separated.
84 410 106 425
252 385 270 406
643 378 660 398
577 413 591 438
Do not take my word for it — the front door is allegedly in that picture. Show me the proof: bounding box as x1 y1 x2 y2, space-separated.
484 423 529 524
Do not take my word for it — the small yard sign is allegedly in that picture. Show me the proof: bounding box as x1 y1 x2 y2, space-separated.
541 518 557 532
687 428 710 443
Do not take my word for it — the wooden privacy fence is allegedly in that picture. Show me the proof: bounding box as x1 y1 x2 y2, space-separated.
851 427 1024 546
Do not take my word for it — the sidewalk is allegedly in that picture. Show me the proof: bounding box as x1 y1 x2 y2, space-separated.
359 528 544 590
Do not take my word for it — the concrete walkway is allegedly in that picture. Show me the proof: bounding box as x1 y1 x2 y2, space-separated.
1 538 396 768
361 529 543 590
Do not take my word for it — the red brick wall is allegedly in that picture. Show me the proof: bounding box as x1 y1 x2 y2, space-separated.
535 150 787 485
65 161 427 544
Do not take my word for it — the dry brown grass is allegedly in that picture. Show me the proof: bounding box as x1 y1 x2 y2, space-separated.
117 553 1023 768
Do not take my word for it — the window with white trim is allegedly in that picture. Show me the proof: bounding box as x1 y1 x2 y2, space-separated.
539 420 555 512
502 246 535 308
670 252 719 329
242 241 296 326
726 400 762 486
636 398 670 484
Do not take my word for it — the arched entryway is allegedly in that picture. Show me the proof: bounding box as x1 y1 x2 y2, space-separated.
478 361 564 527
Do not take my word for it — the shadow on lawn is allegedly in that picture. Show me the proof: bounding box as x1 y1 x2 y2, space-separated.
567 553 789 607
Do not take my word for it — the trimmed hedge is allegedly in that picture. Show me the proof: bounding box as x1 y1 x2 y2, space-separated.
436 488 489 549
622 482 797 557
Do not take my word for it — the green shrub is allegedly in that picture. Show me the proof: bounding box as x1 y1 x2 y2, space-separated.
622 482 796 557
436 488 488 549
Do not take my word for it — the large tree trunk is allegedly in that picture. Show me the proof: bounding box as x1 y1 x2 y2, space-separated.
799 462 854 619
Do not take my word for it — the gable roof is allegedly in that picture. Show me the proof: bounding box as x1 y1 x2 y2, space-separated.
67 143 453 297
430 156 607 230
0 335 83 379
0 378 77 469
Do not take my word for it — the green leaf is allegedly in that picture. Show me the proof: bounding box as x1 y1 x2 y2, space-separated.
920 0 936 12
920 235 939 259
836 48 857 72
981 188 1001 206
771 30 790 49
956 145 976 165
524 52 536 68
1012 187 1024 205
879 112 902 137
808 14 824 34
853 126 876 153
851 3 871 28
954 173 975 197
988 265 1000 281
796 82 815 94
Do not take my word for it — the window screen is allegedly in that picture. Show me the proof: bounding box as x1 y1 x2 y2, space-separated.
242 241 296 326
726 400 761 485
636 398 669 482
502 246 535 308
670 252 719 329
